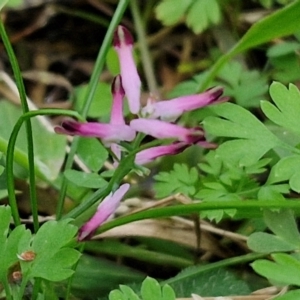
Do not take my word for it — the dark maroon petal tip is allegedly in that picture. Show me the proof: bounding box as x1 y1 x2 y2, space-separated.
113 25 134 47
78 227 96 242
112 75 125 96
208 86 224 99
61 120 80 132
184 127 206 144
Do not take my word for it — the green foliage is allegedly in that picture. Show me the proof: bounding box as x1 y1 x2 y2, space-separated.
0 206 81 298
155 0 221 34
0 101 66 180
5 0 300 298
252 253 300 286
267 41 300 83
153 151 272 222
74 82 112 119
0 206 31 288
0 0 22 9
261 82 300 137
77 137 108 173
64 169 108 189
248 209 300 253
109 277 175 300
154 163 199 198
141 277 175 300
248 209 300 290
203 102 281 166
71 255 144 299
106 47 121 76
229 0 300 56
0 152 4 177
196 151 267 221
275 290 300 300
216 61 268 108
167 267 251 297
258 0 294 8
201 0 300 90
19 218 81 282
267 156 300 192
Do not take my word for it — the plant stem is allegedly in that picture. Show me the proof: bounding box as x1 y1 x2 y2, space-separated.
63 150 136 220
130 0 159 95
56 0 130 220
6 109 82 226
97 199 300 234
0 19 38 230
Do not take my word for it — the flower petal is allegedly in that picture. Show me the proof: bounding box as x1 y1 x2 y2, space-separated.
135 142 188 165
55 120 135 145
111 75 125 125
78 183 130 241
113 26 141 114
141 87 225 121
130 118 203 143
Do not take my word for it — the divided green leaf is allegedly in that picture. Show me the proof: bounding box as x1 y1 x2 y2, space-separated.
19 219 81 282
248 232 298 253
154 164 199 198
203 102 282 166
109 277 175 300
155 0 221 34
261 82 300 137
216 61 268 108
141 277 175 300
185 0 221 34
252 253 300 286
0 206 31 286
263 209 300 246
155 0 193 26
267 155 300 192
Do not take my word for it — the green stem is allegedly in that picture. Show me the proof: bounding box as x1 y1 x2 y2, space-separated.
2 279 12 300
56 0 130 220
199 52 232 91
65 243 86 300
17 274 29 300
6 109 82 226
130 0 158 94
63 149 136 220
54 5 110 27
162 252 266 285
32 278 41 300
0 19 38 230
65 134 207 221
97 199 300 234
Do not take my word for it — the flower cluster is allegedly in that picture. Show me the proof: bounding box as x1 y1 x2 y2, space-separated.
55 25 226 240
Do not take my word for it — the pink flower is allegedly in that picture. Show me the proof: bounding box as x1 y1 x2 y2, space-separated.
78 183 130 241
135 142 188 165
141 87 225 121
55 120 135 146
55 75 136 146
130 118 204 143
135 137 217 165
113 26 141 114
